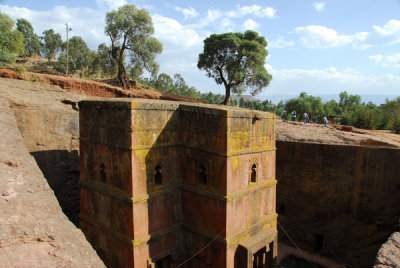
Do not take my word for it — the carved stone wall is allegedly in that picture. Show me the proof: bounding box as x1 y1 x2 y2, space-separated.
79 99 277 267
276 140 400 268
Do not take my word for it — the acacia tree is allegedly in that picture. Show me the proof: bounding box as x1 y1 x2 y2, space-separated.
198 30 271 105
0 13 24 65
16 18 41 57
105 4 162 88
41 29 62 61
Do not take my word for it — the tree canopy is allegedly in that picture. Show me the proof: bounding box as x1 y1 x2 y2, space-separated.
105 4 162 88
90 43 119 78
41 29 62 61
197 30 271 105
56 36 90 75
0 13 24 65
16 18 41 57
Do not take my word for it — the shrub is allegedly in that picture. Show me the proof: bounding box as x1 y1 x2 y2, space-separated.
13 64 26 75
389 116 400 134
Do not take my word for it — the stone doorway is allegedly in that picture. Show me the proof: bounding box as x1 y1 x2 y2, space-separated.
252 243 274 268
234 229 277 268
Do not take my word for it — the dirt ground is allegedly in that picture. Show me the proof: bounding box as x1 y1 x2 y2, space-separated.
0 68 204 103
276 120 400 148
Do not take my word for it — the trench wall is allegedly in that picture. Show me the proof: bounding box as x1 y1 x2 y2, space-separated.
11 103 81 225
0 98 104 267
276 140 400 268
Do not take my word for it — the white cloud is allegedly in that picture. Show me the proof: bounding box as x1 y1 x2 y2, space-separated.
192 9 223 29
373 19 400 36
269 36 294 48
243 19 259 30
263 66 400 96
295 25 368 48
217 18 236 32
0 5 107 49
207 9 223 21
174 6 200 20
369 54 384 64
295 20 400 49
369 53 400 68
227 5 277 18
359 19 400 48
95 0 127 10
152 14 202 48
313 2 326 12
295 25 354 48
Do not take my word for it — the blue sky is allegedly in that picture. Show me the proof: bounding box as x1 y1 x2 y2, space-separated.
1 0 400 103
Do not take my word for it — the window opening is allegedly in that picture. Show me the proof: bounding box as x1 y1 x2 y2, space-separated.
100 163 106 183
250 164 257 183
199 164 207 185
155 165 162 185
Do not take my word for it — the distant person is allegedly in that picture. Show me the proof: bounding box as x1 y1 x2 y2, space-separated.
303 112 308 123
323 116 328 127
292 111 296 121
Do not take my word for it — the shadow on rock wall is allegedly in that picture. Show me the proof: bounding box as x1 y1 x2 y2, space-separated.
31 150 80 226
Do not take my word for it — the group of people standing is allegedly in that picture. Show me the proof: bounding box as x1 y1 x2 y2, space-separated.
291 111 329 127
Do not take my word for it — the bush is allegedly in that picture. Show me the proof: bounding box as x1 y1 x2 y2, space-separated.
13 64 26 75
389 116 400 134
29 77 39 82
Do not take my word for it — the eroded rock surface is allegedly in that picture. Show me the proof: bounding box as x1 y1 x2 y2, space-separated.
0 98 104 267
375 232 400 268
0 78 92 225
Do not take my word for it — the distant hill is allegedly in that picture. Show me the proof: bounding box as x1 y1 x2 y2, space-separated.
231 94 261 102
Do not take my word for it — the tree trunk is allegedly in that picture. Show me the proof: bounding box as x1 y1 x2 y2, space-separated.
222 85 231 105
117 59 129 89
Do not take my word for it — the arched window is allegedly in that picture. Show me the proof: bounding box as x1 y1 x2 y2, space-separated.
198 164 207 185
100 163 106 183
155 165 162 185
250 164 257 183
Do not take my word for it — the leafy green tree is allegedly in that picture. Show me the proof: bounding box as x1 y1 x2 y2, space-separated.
56 36 90 75
338 91 362 125
382 97 400 132
154 73 174 93
353 103 382 129
0 13 24 65
198 30 271 105
339 91 361 110
41 29 62 61
16 18 40 56
84 50 100 78
324 100 341 124
283 93 324 122
389 116 400 134
92 43 118 78
200 92 225 104
105 4 162 88
173 74 200 98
